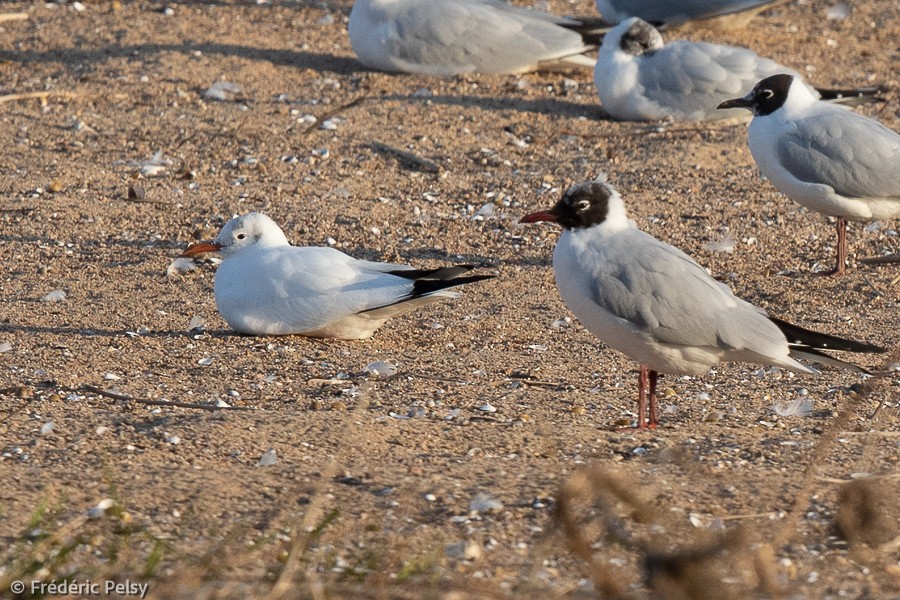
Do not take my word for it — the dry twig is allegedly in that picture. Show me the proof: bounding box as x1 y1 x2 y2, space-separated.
368 141 442 173
0 91 80 105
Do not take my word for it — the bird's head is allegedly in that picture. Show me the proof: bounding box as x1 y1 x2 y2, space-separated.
717 73 796 116
183 212 290 258
520 175 629 231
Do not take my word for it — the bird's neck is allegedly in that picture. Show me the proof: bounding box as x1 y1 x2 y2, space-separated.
781 82 819 117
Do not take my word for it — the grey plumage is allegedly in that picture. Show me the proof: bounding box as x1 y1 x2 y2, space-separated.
777 109 900 201
579 227 792 362
349 0 601 76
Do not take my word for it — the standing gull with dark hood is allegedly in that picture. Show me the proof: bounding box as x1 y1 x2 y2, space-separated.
520 176 884 428
719 74 900 275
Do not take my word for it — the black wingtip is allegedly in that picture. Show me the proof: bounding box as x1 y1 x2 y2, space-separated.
409 273 495 298
770 317 886 354
815 85 885 105
386 264 478 281
789 348 873 375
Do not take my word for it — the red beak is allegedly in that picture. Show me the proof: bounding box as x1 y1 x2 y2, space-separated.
182 242 223 257
519 210 558 224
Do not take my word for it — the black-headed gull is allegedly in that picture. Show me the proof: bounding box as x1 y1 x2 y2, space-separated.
719 74 900 275
348 0 606 76
183 213 493 339
595 18 877 122
595 0 781 27
520 176 884 428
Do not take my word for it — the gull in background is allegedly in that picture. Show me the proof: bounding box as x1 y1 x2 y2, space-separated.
719 74 900 275
595 0 783 28
183 213 493 339
520 176 884 428
595 18 878 122
348 0 606 76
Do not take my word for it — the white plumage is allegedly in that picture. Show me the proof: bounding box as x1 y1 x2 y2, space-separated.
184 213 492 339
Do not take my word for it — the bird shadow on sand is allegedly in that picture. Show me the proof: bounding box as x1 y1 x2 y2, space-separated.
2 42 611 118
0 43 361 76
377 92 605 119
0 323 230 340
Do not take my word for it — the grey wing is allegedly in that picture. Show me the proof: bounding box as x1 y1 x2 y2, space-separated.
640 42 799 117
395 1 587 74
592 234 777 351
262 251 413 330
777 110 900 199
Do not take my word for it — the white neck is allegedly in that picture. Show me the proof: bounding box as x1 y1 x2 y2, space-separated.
597 188 635 235
781 79 819 116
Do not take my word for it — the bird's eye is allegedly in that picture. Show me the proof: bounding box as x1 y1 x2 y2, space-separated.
575 200 590 211
760 89 774 99
236 233 246 240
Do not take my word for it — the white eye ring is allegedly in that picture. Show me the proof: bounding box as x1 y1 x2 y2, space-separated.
236 233 246 240
576 200 590 211
760 89 774 99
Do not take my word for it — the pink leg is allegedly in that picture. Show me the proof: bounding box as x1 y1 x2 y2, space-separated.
835 218 847 276
820 218 848 276
647 369 659 429
636 365 650 429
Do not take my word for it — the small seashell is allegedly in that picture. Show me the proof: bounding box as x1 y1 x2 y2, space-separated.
364 361 397 377
258 448 277 466
469 493 503 513
825 3 849 19
187 316 205 332
550 317 570 329
204 81 241 101
0 342 12 353
198 357 214 366
41 290 67 303
704 232 735 254
165 435 181 444
215 399 231 408
773 397 813 417
478 403 496 413
40 422 54 435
